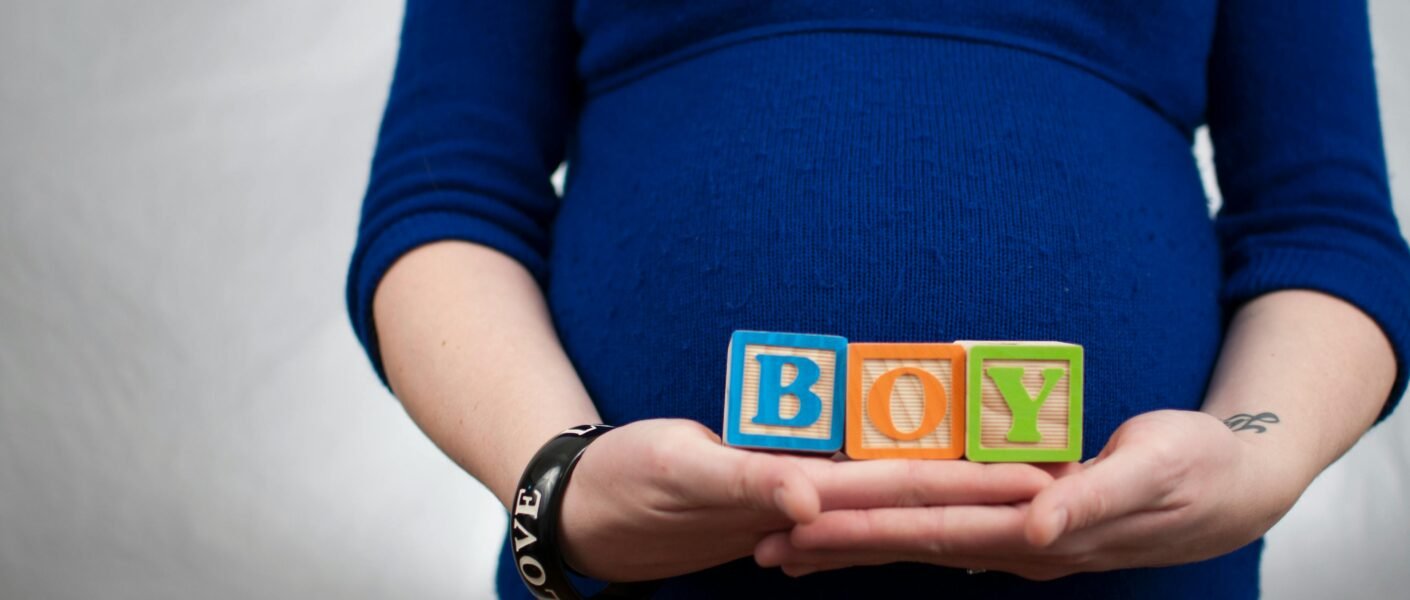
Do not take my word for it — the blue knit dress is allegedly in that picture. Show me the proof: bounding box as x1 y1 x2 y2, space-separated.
347 1 1410 597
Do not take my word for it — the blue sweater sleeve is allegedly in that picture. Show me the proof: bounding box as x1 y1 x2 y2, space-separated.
347 0 577 383
1206 0 1410 420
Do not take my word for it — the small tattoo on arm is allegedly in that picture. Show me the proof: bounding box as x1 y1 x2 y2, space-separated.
1224 412 1281 434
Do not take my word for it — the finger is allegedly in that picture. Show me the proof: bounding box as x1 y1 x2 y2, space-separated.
756 532 997 575
1033 461 1084 480
788 503 1031 555
674 442 824 524
757 531 928 570
1025 441 1177 547
796 459 1053 510
784 560 1066 582
780 558 1010 578
756 531 924 568
770 508 1189 580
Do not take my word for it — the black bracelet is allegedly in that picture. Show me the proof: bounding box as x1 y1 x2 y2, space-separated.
510 424 659 599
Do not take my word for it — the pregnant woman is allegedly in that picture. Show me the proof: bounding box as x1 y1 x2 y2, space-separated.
347 1 1410 597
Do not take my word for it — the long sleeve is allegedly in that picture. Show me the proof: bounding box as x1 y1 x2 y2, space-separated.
1207 0 1410 420
346 0 578 383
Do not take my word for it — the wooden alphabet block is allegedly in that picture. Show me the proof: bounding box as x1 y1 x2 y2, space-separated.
845 343 966 459
723 330 848 453
959 341 1083 462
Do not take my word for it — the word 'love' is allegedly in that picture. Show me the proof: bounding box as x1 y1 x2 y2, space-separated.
722 331 1083 462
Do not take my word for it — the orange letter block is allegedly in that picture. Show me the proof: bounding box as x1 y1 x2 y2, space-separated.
845 343 966 459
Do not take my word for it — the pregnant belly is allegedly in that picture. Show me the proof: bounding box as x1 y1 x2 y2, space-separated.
547 31 1222 458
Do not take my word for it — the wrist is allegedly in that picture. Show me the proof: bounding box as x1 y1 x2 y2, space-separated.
491 410 605 510
509 424 616 600
1220 418 1318 519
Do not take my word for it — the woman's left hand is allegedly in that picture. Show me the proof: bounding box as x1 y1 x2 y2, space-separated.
755 409 1310 580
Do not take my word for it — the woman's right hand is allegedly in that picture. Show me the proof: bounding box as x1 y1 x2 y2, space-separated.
557 418 1055 582
557 419 825 581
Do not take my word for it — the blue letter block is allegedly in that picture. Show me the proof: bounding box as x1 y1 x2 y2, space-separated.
752 354 823 427
723 330 847 453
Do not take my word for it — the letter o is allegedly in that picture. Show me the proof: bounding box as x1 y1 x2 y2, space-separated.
518 555 547 586
866 367 946 441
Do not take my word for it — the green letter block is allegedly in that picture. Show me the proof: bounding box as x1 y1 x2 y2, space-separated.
960 342 1083 463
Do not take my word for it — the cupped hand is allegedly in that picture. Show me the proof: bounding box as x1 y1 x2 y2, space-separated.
558 419 824 581
756 410 1305 580
559 419 1054 582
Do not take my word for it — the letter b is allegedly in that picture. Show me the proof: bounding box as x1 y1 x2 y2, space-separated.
752 354 823 427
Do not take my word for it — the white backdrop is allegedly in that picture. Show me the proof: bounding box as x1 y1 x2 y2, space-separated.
1 2 1407 598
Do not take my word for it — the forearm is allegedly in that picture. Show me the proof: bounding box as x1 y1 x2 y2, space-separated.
372 240 601 509
1200 289 1396 488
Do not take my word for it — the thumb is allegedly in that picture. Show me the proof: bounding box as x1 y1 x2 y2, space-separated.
1025 441 1173 547
687 443 822 524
